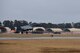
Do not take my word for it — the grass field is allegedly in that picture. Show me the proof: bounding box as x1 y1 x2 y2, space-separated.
0 33 80 38
0 39 80 53
0 33 51 38
0 34 80 53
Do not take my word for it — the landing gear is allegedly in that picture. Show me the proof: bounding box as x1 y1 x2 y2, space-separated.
26 31 28 34
21 31 23 34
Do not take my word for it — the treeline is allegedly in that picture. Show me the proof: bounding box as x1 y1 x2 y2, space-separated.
0 20 28 30
0 20 80 29
31 22 80 28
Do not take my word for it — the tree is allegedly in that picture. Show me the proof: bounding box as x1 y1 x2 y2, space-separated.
3 20 14 30
3 20 11 27
58 23 65 28
10 21 15 30
0 21 2 26
14 20 28 27
21 20 28 26
74 22 80 28
31 22 58 28
65 23 72 28
14 20 28 33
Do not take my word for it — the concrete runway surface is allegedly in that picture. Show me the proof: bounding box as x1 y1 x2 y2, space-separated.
0 37 80 40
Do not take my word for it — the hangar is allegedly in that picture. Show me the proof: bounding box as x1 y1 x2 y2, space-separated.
68 28 80 32
47 28 62 34
5 27 11 33
32 27 45 34
0 26 6 33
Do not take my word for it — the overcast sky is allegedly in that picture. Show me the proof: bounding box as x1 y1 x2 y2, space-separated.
0 0 80 23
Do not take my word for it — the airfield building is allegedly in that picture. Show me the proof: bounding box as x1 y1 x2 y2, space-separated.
68 28 80 34
47 28 63 34
0 26 6 33
32 27 45 34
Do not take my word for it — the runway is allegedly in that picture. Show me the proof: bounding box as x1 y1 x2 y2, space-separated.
0 37 80 40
